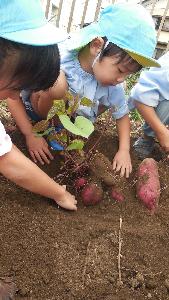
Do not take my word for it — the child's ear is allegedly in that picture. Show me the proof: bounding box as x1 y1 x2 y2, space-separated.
89 37 105 57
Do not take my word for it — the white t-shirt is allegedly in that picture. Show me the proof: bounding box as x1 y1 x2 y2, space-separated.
0 121 12 156
129 52 169 109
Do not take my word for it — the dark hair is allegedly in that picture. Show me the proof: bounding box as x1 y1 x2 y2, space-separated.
0 37 60 92
99 38 142 71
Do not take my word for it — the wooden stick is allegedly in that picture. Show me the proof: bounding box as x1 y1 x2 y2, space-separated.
117 216 123 286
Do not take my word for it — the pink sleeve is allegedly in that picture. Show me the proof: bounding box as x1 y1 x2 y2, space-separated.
0 121 12 156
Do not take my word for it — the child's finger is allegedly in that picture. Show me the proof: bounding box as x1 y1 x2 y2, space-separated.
30 151 37 163
120 165 126 177
39 149 50 164
112 160 117 170
124 167 130 178
44 147 54 160
34 151 44 165
129 163 132 173
116 163 122 172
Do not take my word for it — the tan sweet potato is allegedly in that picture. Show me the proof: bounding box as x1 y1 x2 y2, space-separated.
89 152 115 186
136 158 160 213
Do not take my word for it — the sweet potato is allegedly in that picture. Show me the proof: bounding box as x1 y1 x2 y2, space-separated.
74 178 87 190
89 152 115 186
81 183 103 206
136 158 160 212
111 186 125 202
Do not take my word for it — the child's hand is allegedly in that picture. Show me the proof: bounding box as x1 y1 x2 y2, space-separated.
25 133 54 165
158 129 169 153
54 185 77 211
112 150 132 178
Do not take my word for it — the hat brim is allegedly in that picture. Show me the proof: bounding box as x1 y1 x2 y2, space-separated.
125 50 161 68
1 23 67 46
68 23 103 51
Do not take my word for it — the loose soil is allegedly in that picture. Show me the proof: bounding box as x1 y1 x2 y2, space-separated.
1 121 169 300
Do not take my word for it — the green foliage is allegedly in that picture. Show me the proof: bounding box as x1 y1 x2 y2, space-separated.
47 100 65 120
32 120 49 132
66 139 84 150
80 97 93 107
32 91 94 151
130 109 143 122
59 115 94 138
125 71 141 96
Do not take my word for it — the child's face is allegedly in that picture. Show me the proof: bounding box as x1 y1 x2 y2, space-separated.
92 54 140 86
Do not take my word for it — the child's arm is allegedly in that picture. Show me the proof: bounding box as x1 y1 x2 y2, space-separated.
32 70 68 118
135 101 169 152
0 144 77 210
6 97 53 165
112 114 132 178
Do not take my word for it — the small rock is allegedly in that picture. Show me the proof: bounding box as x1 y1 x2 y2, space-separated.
19 287 29 296
42 274 50 285
164 279 169 291
145 279 157 290
147 292 152 298
136 273 144 283
130 278 140 289
108 276 115 284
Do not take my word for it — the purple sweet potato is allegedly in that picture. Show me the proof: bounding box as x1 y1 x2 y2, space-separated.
136 158 160 212
111 186 125 202
74 177 87 190
81 183 103 206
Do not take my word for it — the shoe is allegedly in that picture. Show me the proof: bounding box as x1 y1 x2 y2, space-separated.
133 137 155 159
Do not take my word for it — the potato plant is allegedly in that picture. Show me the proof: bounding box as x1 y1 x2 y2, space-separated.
32 91 94 153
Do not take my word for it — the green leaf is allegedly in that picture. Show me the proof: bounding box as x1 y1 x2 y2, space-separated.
80 97 93 107
47 129 67 143
58 133 68 143
66 94 79 115
65 91 74 102
59 115 94 138
66 139 84 150
35 127 53 137
32 120 49 133
66 106 73 116
74 116 94 137
47 100 65 120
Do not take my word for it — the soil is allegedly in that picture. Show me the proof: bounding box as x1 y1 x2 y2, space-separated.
1 120 169 300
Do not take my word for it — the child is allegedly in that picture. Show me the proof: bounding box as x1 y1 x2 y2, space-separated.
7 3 160 177
129 51 169 159
0 0 77 211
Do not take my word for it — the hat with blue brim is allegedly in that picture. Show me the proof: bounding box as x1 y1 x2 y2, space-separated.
0 0 67 46
68 3 160 68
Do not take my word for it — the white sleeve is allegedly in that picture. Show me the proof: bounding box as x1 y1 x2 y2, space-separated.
129 52 169 109
0 121 12 156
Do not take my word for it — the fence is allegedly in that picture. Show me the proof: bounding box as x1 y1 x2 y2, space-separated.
44 0 169 58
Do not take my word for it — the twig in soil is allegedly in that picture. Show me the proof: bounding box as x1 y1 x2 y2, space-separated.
82 241 91 288
117 216 123 286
